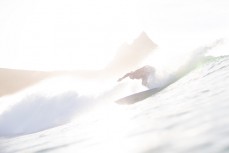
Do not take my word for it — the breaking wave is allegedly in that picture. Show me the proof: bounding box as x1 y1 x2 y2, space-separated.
0 39 228 137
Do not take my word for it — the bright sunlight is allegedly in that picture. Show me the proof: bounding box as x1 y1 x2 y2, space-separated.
0 0 142 71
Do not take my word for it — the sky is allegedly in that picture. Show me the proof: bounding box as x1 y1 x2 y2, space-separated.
141 0 229 47
0 0 228 70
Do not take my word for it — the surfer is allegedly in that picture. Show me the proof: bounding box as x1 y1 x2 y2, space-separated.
118 65 155 88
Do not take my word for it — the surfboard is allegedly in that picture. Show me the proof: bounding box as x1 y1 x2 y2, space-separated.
115 87 163 104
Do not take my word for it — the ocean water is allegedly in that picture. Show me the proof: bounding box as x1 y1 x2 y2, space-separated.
0 45 229 153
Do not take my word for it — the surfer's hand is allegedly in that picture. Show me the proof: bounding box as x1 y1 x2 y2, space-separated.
117 77 124 82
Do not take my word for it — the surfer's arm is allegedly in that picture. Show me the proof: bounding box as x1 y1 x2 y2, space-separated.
118 66 153 82
117 72 132 82
118 65 155 88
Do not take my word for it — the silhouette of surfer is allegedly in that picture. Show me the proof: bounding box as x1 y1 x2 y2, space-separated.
118 65 155 88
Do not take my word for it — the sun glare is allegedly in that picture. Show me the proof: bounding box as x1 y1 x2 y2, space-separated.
0 0 142 71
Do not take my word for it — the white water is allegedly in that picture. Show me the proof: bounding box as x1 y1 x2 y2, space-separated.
0 75 146 137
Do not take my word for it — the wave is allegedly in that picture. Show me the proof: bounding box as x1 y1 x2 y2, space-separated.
0 39 228 137
143 39 228 89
